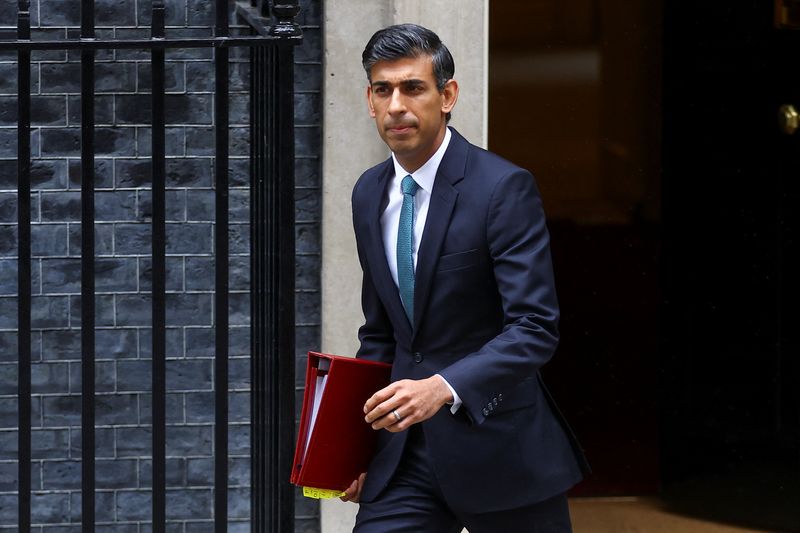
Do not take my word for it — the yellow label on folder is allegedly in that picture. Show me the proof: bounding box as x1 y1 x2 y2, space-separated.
303 486 346 499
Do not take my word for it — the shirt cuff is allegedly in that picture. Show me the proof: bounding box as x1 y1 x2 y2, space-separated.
436 374 462 415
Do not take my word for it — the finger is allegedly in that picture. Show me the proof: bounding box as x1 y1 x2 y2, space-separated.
354 472 366 501
369 410 394 430
365 398 402 424
339 478 359 502
385 410 416 432
364 387 406 424
363 383 398 413
385 402 435 432
339 482 354 502
341 472 367 503
373 405 416 431
370 400 410 428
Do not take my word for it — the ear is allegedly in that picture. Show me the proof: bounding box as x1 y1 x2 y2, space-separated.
366 85 376 118
441 79 459 115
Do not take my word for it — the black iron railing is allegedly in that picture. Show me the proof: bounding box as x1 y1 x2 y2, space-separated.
1 0 301 531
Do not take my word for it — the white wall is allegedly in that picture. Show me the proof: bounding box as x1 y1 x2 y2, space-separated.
320 1 488 531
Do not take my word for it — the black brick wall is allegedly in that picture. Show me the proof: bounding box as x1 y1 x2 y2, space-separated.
0 0 322 531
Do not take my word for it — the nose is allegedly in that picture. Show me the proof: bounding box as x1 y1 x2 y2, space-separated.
387 88 406 115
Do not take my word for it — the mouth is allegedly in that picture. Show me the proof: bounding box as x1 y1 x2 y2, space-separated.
387 124 415 135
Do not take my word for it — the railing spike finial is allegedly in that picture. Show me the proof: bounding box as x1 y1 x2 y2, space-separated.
269 1 302 37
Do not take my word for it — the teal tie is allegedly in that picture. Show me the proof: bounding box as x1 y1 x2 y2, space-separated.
397 175 419 323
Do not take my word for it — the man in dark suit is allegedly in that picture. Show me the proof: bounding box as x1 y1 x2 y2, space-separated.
342 24 589 532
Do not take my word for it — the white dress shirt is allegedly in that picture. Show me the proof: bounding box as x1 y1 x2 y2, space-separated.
380 127 463 414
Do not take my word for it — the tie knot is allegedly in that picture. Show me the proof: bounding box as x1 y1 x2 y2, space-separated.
401 175 419 196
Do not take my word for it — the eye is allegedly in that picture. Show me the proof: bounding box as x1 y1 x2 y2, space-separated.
373 85 389 95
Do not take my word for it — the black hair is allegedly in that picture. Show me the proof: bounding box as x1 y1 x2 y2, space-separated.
362 24 455 122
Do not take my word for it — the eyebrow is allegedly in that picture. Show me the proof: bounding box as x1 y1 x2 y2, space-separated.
371 78 427 88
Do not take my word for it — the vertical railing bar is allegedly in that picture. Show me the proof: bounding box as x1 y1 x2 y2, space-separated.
262 43 268 531
260 45 274 533
251 37 295 533
267 46 279 531
248 43 255 528
279 41 298 532
259 5 300 520
16 2 32 532
260 44 270 531
256 43 262 531
253 36 301 532
249 42 261 530
260 42 269 530
214 0 230 530
80 0 96 530
260 44 269 530
150 2 167 531
263 7 302 529
261 43 275 532
264 42 271 529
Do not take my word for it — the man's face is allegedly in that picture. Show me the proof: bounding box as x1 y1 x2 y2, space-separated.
367 55 458 172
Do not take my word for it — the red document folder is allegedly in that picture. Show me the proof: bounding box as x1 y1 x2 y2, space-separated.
290 352 392 492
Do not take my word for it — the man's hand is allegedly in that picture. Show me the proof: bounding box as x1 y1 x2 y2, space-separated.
364 375 453 432
340 472 366 503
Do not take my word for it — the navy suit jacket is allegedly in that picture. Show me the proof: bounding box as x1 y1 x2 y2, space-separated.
351 128 589 514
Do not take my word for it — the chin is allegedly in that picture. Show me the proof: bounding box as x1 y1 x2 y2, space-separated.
386 139 414 154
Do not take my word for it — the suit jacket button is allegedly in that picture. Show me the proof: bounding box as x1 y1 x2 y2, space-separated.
413 352 423 363
482 407 490 417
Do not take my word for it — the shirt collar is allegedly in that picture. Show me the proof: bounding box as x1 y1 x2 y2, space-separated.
391 127 452 194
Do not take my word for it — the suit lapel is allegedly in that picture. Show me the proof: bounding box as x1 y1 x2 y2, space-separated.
364 160 413 338
412 129 468 337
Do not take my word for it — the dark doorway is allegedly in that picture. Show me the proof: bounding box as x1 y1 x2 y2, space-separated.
659 1 799 530
490 1 799 530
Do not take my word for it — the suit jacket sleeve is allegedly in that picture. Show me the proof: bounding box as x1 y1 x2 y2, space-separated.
352 181 396 364
438 168 560 425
